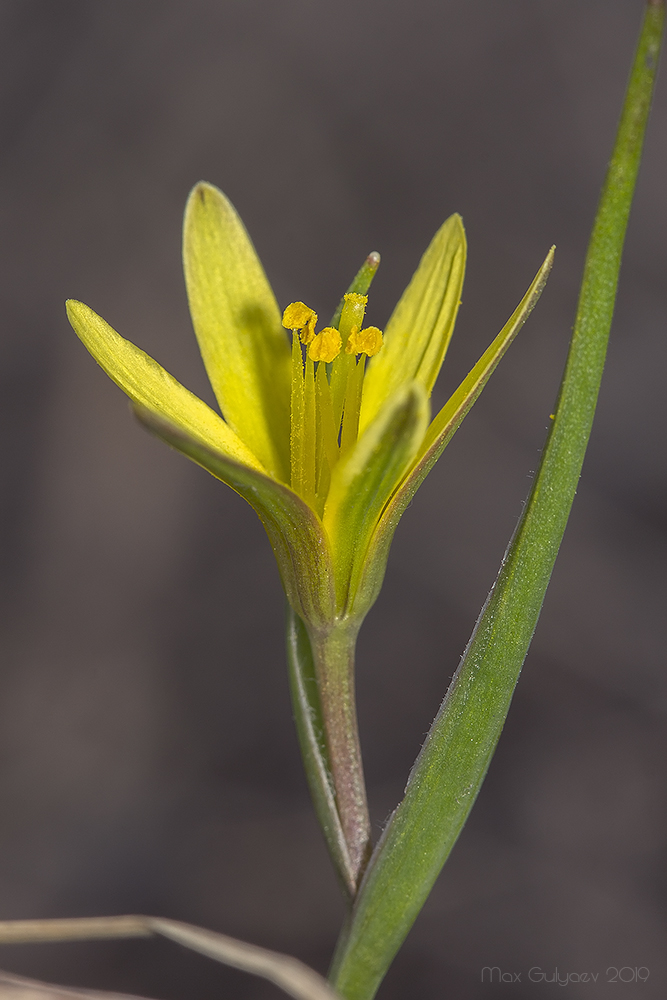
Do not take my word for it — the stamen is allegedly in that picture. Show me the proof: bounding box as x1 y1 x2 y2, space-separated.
283 285 384 507
300 315 318 345
315 364 338 512
290 328 305 495
309 327 342 363
345 325 383 357
316 363 339 472
340 357 366 457
283 301 316 330
330 293 368 427
302 355 317 505
282 302 318 344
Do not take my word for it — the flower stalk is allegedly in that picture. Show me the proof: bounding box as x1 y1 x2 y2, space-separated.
309 621 371 890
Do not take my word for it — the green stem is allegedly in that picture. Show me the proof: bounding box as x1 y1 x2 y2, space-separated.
309 622 372 889
329 3 665 997
287 609 371 898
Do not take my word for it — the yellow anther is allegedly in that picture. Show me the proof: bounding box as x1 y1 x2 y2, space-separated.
344 325 359 350
344 293 368 308
309 327 342 363
282 301 316 329
301 315 318 344
282 302 318 344
345 325 384 357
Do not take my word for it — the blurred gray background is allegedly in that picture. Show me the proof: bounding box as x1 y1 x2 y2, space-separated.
0 1 665 998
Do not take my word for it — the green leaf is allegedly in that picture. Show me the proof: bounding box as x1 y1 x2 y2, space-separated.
329 5 664 998
323 383 429 615
359 214 466 433
183 182 291 481
351 246 554 619
66 299 264 472
134 407 336 629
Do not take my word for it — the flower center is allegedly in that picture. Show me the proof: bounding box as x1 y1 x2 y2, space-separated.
282 293 384 513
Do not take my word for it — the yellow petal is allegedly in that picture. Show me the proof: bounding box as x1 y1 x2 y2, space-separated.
323 382 429 615
354 247 555 615
359 214 466 433
66 300 264 472
135 406 336 628
183 182 291 481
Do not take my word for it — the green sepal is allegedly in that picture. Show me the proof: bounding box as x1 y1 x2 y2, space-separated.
359 214 466 433
351 247 554 620
323 383 429 616
66 299 264 472
134 406 336 629
183 182 291 481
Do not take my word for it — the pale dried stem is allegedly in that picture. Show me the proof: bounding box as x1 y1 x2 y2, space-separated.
0 916 340 1000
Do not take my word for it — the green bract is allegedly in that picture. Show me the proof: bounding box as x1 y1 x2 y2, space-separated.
67 182 553 635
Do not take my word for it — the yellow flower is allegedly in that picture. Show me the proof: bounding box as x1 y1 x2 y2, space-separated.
67 181 552 634
67 181 553 894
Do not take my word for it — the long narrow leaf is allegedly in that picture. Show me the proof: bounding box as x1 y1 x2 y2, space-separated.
330 4 665 997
